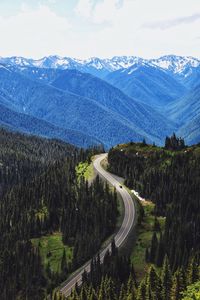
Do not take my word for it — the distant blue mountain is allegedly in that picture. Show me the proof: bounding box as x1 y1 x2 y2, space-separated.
167 85 200 125
0 66 176 147
9 66 63 84
178 66 200 89
51 69 177 140
178 115 200 145
105 62 187 108
165 85 200 145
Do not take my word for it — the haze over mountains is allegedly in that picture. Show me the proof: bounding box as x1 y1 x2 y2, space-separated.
0 54 199 147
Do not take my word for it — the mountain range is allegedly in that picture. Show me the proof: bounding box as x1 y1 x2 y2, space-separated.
0 54 199 147
1 54 199 80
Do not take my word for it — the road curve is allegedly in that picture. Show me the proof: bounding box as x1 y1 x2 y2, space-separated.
60 153 136 298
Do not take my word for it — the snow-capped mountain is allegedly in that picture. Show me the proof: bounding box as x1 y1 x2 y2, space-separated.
0 55 80 69
1 54 199 79
150 55 200 77
98 56 144 71
0 55 147 75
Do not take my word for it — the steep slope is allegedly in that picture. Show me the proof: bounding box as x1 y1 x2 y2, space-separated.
181 66 200 88
9 66 63 84
0 101 100 147
166 85 200 125
51 69 176 139
178 115 200 145
105 62 186 108
165 85 200 145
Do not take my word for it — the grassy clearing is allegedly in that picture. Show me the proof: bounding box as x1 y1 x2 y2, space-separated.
76 161 94 181
131 201 165 279
32 233 73 273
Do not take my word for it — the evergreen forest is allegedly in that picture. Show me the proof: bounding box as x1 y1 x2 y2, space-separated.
0 128 118 299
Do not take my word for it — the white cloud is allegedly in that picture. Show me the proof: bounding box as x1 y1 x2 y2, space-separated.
92 0 121 24
143 13 200 30
74 0 200 58
0 0 200 59
75 0 122 24
0 4 71 58
75 0 93 18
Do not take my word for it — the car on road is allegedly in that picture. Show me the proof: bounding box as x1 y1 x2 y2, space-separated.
119 185 123 188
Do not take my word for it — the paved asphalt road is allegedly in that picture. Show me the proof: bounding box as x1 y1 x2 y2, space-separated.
60 153 136 298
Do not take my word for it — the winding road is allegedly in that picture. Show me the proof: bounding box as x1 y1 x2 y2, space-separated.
60 153 136 298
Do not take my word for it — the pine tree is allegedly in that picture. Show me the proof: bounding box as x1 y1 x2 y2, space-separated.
61 248 68 277
161 256 172 300
145 247 150 263
146 265 162 300
119 283 125 300
126 273 136 299
136 279 146 300
111 238 118 256
149 232 158 263
171 269 185 300
155 233 164 267
187 256 199 285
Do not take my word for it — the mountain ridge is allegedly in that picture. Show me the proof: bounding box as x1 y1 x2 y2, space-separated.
1 54 199 77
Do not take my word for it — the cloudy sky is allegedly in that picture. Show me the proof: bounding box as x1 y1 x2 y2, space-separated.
0 0 200 59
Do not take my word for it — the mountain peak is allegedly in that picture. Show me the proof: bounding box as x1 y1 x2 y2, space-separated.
150 55 200 75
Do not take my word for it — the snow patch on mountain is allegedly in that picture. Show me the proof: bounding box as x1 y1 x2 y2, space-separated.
1 54 200 79
150 55 200 76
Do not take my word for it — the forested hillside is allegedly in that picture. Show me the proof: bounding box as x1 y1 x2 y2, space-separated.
102 136 200 299
0 128 118 299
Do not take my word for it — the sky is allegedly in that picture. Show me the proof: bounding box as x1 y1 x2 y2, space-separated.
0 0 200 59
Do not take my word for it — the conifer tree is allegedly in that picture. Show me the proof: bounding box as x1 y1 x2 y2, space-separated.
61 249 68 276
161 255 172 300
187 256 199 285
136 279 146 300
149 232 158 263
171 269 185 300
146 266 162 300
